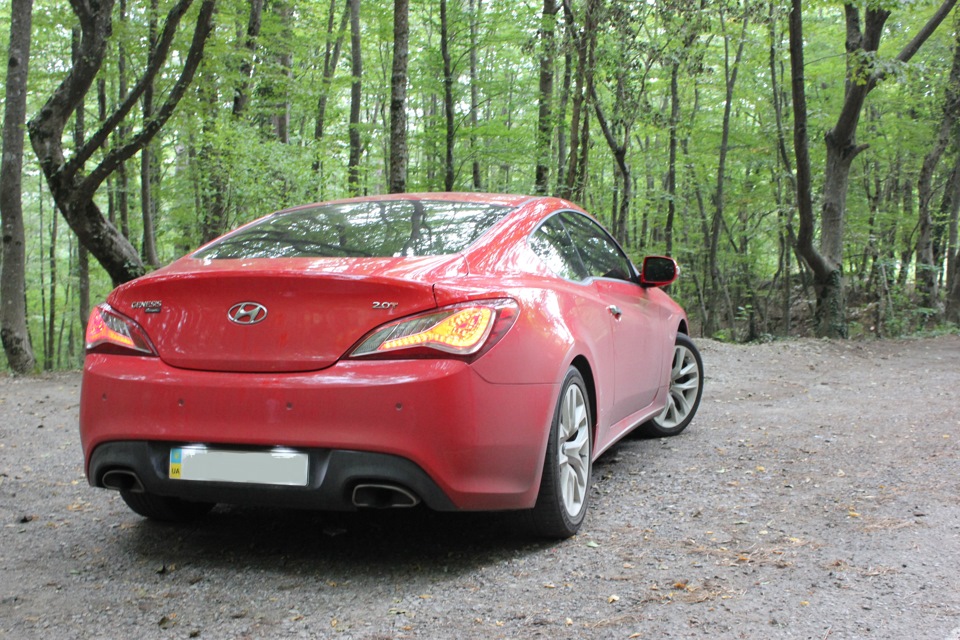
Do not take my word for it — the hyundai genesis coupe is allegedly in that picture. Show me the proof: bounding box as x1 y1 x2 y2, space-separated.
80 193 703 538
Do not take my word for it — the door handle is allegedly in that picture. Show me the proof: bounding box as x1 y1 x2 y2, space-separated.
607 305 622 319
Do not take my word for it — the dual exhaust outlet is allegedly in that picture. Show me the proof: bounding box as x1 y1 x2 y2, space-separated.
100 470 421 509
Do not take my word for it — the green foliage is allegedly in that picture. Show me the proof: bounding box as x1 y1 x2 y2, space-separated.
4 0 960 370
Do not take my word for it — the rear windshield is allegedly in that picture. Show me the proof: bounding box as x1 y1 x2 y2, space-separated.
194 200 513 259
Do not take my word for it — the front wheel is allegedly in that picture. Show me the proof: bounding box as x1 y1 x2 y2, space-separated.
643 333 703 437
528 367 592 538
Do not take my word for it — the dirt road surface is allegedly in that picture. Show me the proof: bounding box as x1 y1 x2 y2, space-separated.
2 336 959 639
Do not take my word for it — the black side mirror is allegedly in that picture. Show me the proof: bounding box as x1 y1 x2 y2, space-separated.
639 256 679 288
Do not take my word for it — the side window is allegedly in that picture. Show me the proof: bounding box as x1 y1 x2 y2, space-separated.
561 212 634 281
530 215 588 281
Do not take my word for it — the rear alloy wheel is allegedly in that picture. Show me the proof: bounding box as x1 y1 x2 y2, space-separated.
644 333 703 437
120 491 214 522
529 367 592 538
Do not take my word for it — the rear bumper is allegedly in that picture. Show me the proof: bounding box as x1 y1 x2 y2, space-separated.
80 354 557 511
88 441 458 511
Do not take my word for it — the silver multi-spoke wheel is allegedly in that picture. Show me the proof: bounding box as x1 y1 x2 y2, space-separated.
647 334 703 436
529 367 592 538
558 382 590 517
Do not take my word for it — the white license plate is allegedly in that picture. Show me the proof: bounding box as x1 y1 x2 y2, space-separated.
169 446 309 486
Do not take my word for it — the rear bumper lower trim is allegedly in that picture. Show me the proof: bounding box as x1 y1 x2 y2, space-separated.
88 441 458 512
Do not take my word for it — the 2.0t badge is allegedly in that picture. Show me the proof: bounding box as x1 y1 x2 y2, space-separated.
227 302 268 325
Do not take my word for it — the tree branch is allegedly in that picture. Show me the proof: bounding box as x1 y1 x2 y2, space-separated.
76 0 216 204
867 0 958 90
896 0 957 64
588 83 626 176
28 0 115 168
67 0 196 177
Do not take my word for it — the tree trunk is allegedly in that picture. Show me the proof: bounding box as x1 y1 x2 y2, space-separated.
468 0 483 191
665 58 681 258
792 0 956 337
535 0 557 195
347 0 363 196
140 0 161 268
46 214 58 371
28 0 216 286
554 43 572 197
117 0 131 240
0 0 37 373
73 25 91 339
706 4 749 337
273 2 293 145
943 157 960 323
314 0 349 144
441 0 455 191
560 0 599 202
233 0 265 117
916 26 960 309
389 0 409 194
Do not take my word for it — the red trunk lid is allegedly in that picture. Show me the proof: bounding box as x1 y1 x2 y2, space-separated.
109 257 457 372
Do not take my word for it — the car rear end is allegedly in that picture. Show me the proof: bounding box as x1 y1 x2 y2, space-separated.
80 196 558 514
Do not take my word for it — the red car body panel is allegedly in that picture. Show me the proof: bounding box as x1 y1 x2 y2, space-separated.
80 193 688 511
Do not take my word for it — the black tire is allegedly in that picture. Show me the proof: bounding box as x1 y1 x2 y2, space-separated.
528 367 593 538
120 490 215 522
641 333 704 437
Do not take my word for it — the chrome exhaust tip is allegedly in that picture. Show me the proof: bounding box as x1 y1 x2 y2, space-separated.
352 483 421 509
101 469 146 493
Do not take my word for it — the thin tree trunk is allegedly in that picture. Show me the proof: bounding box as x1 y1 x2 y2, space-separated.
73 26 91 339
665 58 681 258
273 2 293 144
97 77 116 226
233 0 264 117
441 0 455 191
347 0 363 196
0 0 37 373
560 0 590 200
535 0 557 195
46 214 58 371
117 0 131 241
389 0 409 194
315 0 349 144
469 0 483 190
707 4 749 337
554 44 572 197
140 0 161 267
769 1 794 335
943 156 960 322
916 26 960 309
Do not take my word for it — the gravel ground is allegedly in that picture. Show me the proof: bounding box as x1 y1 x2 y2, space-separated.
1 335 959 639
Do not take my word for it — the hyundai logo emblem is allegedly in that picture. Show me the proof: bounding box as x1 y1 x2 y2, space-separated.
227 302 268 325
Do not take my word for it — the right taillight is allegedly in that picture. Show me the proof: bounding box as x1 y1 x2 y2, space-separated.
85 304 157 356
350 298 519 360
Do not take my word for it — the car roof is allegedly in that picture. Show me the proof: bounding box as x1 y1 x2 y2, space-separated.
276 192 536 213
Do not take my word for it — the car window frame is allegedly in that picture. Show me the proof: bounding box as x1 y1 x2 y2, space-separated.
530 210 638 285
528 212 590 282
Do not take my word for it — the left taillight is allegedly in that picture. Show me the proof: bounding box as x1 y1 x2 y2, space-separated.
350 298 519 359
85 304 158 356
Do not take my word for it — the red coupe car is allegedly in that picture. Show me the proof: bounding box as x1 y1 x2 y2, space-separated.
80 193 703 538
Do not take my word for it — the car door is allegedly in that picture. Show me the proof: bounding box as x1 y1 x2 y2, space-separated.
560 213 664 429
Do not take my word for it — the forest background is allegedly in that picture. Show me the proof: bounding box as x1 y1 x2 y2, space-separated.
2 0 960 374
